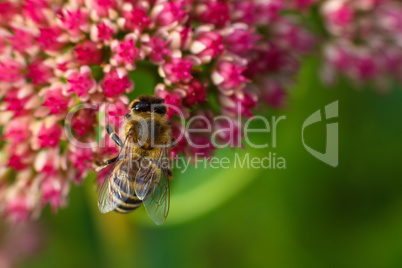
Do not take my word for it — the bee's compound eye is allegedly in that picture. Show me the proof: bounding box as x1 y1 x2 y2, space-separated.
125 114 131 119
133 102 150 112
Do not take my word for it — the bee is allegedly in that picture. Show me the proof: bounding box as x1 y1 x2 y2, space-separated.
95 95 174 225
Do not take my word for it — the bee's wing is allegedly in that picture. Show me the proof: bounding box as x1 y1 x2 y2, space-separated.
134 160 158 200
98 135 135 213
135 145 170 225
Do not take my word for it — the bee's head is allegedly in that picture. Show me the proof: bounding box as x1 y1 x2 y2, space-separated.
129 95 167 115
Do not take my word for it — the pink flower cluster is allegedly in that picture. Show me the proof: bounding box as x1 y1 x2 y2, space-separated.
320 0 402 88
0 0 314 223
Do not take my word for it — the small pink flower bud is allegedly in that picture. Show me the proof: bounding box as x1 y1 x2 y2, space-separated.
151 1 187 27
101 69 133 98
111 36 140 70
8 153 30 171
3 117 32 144
220 90 257 117
142 36 171 64
190 29 224 63
0 2 18 26
0 59 24 83
167 26 192 50
71 108 97 136
34 149 60 176
27 58 53 86
91 20 117 43
212 59 249 94
41 177 65 212
89 0 117 17
3 89 31 116
68 146 94 183
36 123 63 148
274 21 315 53
60 8 90 37
36 26 66 52
122 7 150 32
323 2 354 28
9 28 36 55
197 1 229 28
73 41 104 65
66 66 97 101
223 25 261 57
42 88 71 115
105 99 130 128
232 1 282 25
181 78 206 107
23 0 49 25
160 57 193 84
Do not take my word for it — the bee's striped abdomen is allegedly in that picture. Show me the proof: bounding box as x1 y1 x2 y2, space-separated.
108 176 142 214
114 195 142 214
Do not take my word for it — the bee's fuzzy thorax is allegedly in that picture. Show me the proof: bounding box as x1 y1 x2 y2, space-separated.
123 111 171 158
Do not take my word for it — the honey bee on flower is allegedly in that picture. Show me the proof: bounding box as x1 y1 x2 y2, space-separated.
0 0 318 223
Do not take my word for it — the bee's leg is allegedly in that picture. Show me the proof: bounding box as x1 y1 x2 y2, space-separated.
104 156 118 165
93 156 118 172
167 138 176 148
164 167 173 177
107 124 123 147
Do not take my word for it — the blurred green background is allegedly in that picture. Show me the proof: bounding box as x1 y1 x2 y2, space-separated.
22 58 402 268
